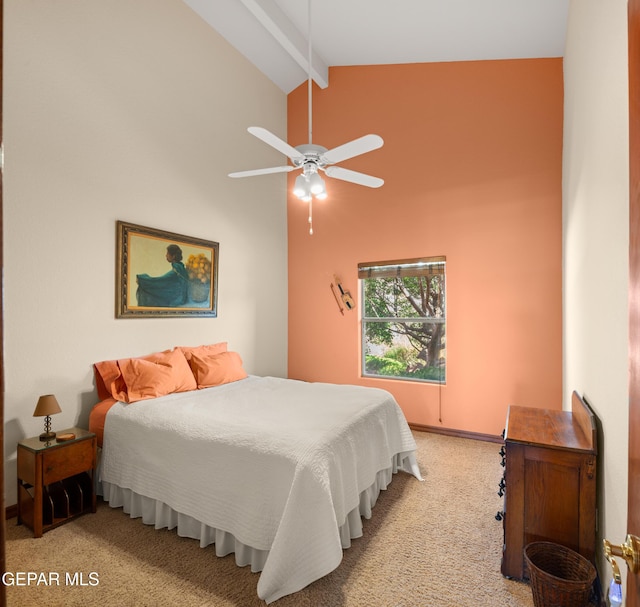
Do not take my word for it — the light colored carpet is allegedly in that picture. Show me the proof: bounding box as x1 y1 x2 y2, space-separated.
5 432 534 607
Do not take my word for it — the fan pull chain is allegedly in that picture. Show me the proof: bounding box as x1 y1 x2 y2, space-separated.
308 199 313 235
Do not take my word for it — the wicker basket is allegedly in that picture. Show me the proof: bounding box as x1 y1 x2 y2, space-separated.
524 542 596 607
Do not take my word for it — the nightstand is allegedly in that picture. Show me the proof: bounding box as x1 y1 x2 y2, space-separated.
17 427 97 538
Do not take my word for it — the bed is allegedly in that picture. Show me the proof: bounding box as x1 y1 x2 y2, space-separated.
89 344 422 603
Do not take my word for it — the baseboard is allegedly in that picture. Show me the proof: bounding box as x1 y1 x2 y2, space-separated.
5 504 17 521
409 423 503 444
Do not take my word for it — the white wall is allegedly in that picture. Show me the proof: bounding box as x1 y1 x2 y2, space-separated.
3 0 288 504
563 0 629 593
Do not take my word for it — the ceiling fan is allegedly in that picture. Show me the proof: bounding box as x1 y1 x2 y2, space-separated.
228 0 384 234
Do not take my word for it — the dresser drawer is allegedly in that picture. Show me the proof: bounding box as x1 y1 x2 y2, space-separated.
42 439 94 485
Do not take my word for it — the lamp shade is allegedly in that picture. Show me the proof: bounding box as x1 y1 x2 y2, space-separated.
308 172 326 196
33 394 62 417
293 174 308 199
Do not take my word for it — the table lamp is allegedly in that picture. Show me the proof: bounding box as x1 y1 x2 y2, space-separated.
33 394 62 441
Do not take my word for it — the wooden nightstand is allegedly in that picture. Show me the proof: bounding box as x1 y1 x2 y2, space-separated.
17 427 97 538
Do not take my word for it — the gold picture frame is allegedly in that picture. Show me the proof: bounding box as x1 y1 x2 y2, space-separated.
116 221 219 318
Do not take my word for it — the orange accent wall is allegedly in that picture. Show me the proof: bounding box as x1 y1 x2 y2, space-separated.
287 59 563 436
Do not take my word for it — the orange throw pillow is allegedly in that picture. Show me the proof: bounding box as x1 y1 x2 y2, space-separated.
189 351 248 389
178 342 228 362
94 359 129 402
119 348 197 402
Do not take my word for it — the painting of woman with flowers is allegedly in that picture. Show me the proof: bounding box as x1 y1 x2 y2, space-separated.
116 222 218 318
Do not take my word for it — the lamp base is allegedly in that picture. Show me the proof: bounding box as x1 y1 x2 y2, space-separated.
39 431 56 441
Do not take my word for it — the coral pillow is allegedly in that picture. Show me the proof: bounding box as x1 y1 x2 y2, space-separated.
189 351 248 389
94 359 129 402
178 342 228 362
118 348 197 402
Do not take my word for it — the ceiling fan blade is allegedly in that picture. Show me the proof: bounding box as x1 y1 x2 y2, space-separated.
322 134 384 164
325 166 384 188
248 127 305 163
229 166 294 178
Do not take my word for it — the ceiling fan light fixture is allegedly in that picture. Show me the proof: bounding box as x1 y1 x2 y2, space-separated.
293 174 308 199
308 172 326 196
228 0 384 235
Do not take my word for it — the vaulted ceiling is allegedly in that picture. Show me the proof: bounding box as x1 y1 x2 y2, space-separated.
183 0 569 93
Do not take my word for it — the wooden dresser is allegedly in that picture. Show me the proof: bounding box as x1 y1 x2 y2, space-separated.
499 391 597 580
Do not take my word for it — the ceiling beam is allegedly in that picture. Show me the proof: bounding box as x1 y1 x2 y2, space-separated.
238 0 329 89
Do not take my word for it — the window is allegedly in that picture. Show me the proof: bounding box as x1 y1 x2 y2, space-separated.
359 256 446 383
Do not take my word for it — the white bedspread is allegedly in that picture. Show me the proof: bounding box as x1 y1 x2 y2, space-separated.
100 376 420 602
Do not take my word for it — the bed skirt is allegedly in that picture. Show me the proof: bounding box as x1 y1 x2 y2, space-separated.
99 452 414 596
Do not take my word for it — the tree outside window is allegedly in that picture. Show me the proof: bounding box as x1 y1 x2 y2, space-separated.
359 257 446 383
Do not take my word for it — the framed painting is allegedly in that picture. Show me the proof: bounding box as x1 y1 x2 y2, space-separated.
116 221 219 318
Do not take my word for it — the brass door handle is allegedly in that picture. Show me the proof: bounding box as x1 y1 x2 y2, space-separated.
603 534 640 584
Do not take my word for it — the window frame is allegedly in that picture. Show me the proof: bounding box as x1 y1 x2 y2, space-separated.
359 256 446 384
